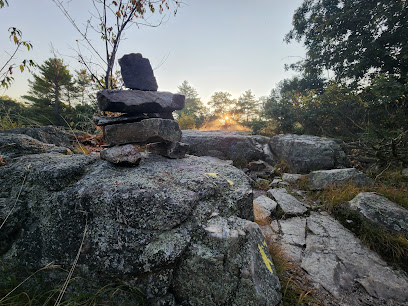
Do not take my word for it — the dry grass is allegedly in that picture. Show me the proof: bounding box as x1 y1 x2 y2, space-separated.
305 178 408 273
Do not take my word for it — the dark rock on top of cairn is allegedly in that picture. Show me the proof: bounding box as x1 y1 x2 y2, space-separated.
119 53 158 91
97 89 185 114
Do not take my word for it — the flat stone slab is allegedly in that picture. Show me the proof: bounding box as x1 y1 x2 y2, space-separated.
267 188 307 216
118 53 158 91
94 113 174 126
253 195 277 222
278 217 306 262
100 144 143 165
103 118 182 146
308 168 373 190
347 192 408 233
97 89 185 113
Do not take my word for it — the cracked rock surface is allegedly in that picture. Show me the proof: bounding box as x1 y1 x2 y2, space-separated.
0 131 281 305
267 195 408 305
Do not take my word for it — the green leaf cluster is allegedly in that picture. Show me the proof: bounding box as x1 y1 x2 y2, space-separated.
286 0 408 85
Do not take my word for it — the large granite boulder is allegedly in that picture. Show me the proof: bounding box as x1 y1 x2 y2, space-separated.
97 89 185 113
118 53 158 91
0 133 71 163
347 192 408 233
181 130 275 166
103 118 182 146
0 125 74 148
0 134 281 305
172 216 281 305
269 134 349 174
308 168 373 190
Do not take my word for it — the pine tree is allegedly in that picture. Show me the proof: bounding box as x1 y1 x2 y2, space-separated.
23 58 72 125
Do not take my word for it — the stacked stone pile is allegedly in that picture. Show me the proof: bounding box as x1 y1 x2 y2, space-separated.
94 53 188 165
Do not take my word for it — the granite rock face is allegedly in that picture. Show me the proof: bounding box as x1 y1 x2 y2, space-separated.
182 130 275 165
269 134 349 173
0 133 72 163
0 125 74 148
347 192 408 233
118 53 158 91
103 118 182 146
0 135 281 304
97 89 185 113
308 168 373 190
172 216 281 305
268 211 408 304
301 212 408 303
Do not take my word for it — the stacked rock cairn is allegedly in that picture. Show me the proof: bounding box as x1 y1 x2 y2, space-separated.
95 53 188 165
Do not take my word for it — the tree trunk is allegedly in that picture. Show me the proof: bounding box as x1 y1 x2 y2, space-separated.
54 85 60 126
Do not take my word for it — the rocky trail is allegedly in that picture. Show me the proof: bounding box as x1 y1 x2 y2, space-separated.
253 184 408 305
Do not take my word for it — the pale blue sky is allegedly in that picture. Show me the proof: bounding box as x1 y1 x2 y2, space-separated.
1 0 305 103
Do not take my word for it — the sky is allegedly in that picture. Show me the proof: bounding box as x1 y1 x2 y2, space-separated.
0 0 306 104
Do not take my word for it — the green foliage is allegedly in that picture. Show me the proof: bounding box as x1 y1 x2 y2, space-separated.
175 80 206 128
263 87 300 134
0 96 39 128
235 90 259 123
208 91 236 118
0 9 36 89
286 0 408 85
263 73 408 140
23 58 74 126
70 103 98 133
177 113 196 130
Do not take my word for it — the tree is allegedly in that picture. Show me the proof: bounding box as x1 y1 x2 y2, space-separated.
53 0 180 90
175 80 205 126
0 1 35 89
75 69 96 105
23 58 73 125
236 90 259 123
286 0 408 85
208 92 236 118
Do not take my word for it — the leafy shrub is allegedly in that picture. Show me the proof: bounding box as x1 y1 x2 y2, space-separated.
177 113 196 130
